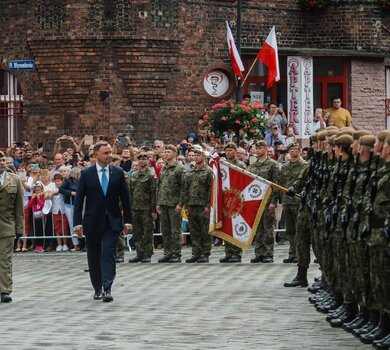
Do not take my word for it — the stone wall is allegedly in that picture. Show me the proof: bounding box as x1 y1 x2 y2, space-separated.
0 0 389 149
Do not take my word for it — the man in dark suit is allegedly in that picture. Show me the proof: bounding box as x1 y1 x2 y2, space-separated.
74 141 132 302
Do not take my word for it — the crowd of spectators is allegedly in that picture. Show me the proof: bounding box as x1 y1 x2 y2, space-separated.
1 95 352 253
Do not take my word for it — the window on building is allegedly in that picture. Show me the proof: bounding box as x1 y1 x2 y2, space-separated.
0 70 23 148
386 67 390 129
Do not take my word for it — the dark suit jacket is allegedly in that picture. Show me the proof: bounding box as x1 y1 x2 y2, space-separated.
73 164 132 235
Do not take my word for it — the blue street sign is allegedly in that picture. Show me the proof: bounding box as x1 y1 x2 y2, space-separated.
8 60 35 71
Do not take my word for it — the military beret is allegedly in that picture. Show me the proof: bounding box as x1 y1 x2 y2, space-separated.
326 126 339 132
192 145 205 154
256 140 268 148
287 141 301 150
326 129 339 138
224 142 237 150
311 134 318 142
165 144 178 153
359 135 376 148
137 151 149 159
317 131 327 142
353 129 371 140
336 127 355 137
334 134 354 146
376 130 390 142
328 135 337 146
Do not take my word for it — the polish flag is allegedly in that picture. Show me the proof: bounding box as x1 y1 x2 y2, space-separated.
256 26 280 89
226 21 244 79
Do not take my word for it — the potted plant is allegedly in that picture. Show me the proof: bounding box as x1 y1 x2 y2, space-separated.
203 100 267 141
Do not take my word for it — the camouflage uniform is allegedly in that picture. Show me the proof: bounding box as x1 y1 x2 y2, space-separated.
224 158 247 259
128 168 157 259
183 164 213 259
280 157 306 259
250 158 281 259
157 161 186 258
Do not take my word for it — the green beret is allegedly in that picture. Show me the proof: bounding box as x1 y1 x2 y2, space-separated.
192 145 205 154
334 134 354 146
165 144 178 153
224 142 237 150
287 141 301 150
359 135 376 148
376 130 390 142
353 130 371 140
137 151 149 159
317 131 327 142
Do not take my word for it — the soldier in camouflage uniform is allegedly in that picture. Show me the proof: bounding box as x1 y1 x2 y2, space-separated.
156 144 186 263
182 145 213 263
220 142 247 263
249 140 281 263
280 141 306 263
128 151 158 263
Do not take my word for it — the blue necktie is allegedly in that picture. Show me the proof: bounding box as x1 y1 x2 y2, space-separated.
101 168 108 196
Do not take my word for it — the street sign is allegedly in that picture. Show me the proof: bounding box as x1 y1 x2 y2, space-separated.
8 60 35 71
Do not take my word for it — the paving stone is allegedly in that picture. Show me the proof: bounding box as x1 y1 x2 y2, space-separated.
0 245 368 350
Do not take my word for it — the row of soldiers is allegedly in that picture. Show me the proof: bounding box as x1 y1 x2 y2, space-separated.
283 127 390 349
119 139 307 265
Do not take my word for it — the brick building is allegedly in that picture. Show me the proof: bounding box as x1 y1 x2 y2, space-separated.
0 0 389 149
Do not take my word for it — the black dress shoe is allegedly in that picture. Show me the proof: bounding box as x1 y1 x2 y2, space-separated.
197 256 209 263
261 256 273 263
158 255 171 263
128 255 143 263
220 255 231 263
250 255 264 263
0 293 12 303
185 256 199 263
102 289 113 302
115 256 124 263
283 256 295 263
168 256 181 263
94 289 103 300
141 257 151 263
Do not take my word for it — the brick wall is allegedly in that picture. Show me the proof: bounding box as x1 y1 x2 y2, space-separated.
0 0 389 150
350 59 386 131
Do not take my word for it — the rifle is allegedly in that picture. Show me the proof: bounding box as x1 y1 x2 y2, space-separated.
325 154 342 239
340 153 360 240
361 154 380 240
352 151 373 241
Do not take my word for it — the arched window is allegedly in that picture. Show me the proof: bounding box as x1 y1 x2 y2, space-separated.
0 70 23 148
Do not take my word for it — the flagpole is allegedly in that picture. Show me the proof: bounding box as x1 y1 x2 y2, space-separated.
235 0 242 102
241 57 257 87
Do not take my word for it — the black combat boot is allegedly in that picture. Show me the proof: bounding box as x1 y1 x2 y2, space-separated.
353 310 380 337
330 303 358 328
373 333 390 349
360 313 389 344
284 266 308 287
343 306 369 332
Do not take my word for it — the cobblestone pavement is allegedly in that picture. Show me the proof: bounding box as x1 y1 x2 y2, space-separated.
1 245 368 350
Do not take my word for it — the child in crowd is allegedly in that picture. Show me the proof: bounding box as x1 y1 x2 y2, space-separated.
49 174 69 252
28 182 46 253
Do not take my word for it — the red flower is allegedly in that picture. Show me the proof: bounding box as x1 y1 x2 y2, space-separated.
210 110 215 113
252 118 257 122
221 116 227 121
249 129 255 134
230 109 235 113
203 115 209 121
235 120 241 125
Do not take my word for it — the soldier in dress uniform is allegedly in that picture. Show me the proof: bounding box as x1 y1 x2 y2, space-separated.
249 140 281 263
219 142 247 263
128 151 158 263
156 144 186 263
0 151 24 303
182 145 213 263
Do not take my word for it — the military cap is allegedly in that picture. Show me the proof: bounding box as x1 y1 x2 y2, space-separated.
334 134 354 146
353 129 371 140
359 135 376 148
192 144 205 154
137 151 149 159
255 140 268 148
376 130 390 142
165 144 178 153
328 135 337 146
224 142 237 150
336 127 355 137
287 141 301 150
317 131 327 141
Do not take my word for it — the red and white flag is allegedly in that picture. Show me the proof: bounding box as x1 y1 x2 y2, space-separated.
226 21 244 79
256 26 280 89
209 155 272 249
